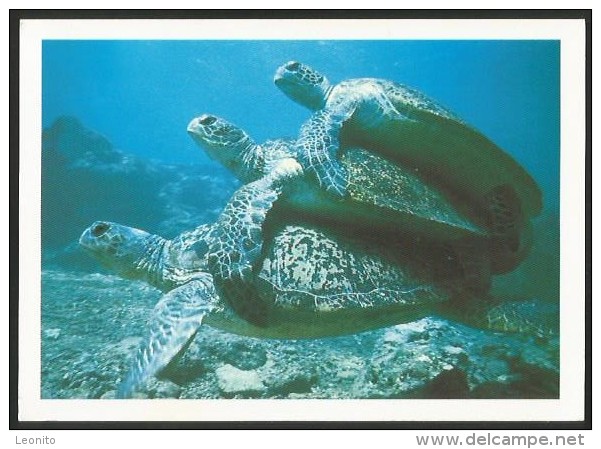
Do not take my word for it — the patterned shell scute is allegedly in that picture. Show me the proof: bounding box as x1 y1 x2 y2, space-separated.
364 79 466 124
343 148 481 233
258 226 445 313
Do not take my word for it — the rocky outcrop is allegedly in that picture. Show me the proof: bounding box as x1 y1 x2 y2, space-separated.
41 116 238 269
41 271 558 400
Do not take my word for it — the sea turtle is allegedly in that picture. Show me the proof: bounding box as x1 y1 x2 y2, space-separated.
273 61 542 271
187 114 527 276
80 164 555 398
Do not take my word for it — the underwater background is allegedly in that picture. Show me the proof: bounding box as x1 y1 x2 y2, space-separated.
41 40 560 399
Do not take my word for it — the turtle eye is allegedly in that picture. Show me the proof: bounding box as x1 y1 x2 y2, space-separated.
91 222 110 237
199 115 217 126
287 61 300 71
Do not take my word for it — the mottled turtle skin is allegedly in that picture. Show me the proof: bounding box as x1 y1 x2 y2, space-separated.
274 61 542 273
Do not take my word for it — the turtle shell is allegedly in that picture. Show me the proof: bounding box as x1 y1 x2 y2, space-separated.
331 78 543 220
252 224 454 336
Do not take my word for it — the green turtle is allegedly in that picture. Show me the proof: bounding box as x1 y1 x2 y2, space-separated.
187 114 484 240
187 114 529 276
80 165 555 398
273 61 542 269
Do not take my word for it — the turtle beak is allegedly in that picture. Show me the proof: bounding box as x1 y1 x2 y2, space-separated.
187 115 222 163
79 221 110 245
188 115 219 135
187 117 202 135
273 65 286 85
274 61 299 85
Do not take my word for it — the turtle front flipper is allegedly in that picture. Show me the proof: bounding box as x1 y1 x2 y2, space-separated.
207 159 303 326
297 110 349 197
116 275 216 399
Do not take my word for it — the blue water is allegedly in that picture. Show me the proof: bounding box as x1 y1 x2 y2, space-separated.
42 40 560 210
41 40 561 400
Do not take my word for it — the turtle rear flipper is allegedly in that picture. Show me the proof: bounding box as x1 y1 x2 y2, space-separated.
116 275 216 399
439 297 559 340
207 159 303 326
481 299 559 338
485 184 533 273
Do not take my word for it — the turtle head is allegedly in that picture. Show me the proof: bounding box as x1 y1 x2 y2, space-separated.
274 61 332 111
188 114 259 181
79 221 165 283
